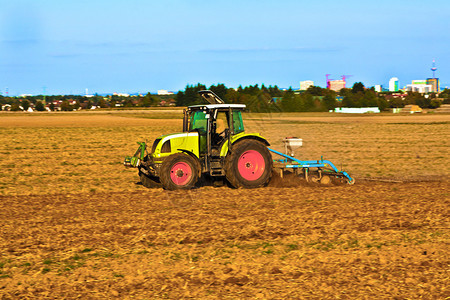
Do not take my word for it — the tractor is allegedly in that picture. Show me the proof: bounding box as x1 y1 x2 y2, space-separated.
124 90 273 190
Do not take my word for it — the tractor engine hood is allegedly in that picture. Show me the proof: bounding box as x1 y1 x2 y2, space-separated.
151 132 201 159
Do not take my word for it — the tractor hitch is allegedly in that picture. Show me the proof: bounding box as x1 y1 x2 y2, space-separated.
124 142 147 168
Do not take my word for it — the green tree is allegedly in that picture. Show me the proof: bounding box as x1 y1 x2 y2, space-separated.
141 95 151 107
245 90 274 112
322 94 337 110
405 92 429 107
352 82 365 93
439 88 450 99
73 100 81 110
123 98 134 107
281 88 300 112
306 85 326 96
302 94 316 111
225 89 240 104
141 92 158 107
98 98 108 108
35 101 46 111
268 85 282 97
209 84 228 101
361 90 378 106
429 99 441 109
21 100 30 111
60 100 72 111
342 94 358 107
242 84 260 96
11 101 21 111
376 96 389 111
176 84 206 106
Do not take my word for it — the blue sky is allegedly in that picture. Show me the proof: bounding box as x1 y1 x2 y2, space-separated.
1 0 449 95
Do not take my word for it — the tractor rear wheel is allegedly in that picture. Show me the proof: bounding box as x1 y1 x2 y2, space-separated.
224 139 272 188
160 153 200 190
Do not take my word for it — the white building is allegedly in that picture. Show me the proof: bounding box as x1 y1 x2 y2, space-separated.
334 107 380 114
389 77 399 92
406 80 433 93
157 90 174 95
374 85 382 92
299 80 314 91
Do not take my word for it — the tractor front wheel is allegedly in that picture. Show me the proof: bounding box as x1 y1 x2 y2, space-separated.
160 153 199 190
224 139 272 188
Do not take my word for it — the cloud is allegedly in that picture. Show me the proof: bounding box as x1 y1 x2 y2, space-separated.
0 39 41 45
200 46 344 53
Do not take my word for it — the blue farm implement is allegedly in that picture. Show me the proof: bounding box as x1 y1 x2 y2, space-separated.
269 138 354 185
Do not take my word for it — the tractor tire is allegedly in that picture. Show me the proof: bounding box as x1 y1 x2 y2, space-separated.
160 153 200 190
224 139 272 188
139 170 162 188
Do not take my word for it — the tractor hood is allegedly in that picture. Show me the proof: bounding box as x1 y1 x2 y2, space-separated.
151 132 201 159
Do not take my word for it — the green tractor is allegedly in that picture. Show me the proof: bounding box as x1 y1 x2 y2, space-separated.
124 90 273 190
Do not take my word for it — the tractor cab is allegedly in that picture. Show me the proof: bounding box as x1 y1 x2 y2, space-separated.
183 102 246 157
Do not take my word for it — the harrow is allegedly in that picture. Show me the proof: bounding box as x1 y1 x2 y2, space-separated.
269 138 355 185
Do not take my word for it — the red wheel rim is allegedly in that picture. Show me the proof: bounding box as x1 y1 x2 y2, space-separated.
170 162 192 186
237 150 265 181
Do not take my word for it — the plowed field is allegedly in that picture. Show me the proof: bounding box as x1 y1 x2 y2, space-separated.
0 111 449 299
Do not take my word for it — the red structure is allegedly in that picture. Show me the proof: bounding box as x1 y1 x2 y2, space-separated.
326 74 332 89
326 74 353 90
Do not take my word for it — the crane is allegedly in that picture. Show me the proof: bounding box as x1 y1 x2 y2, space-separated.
326 74 333 89
341 75 353 88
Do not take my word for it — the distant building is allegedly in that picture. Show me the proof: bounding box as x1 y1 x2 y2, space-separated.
299 80 314 91
412 80 427 85
406 80 433 93
328 80 346 92
374 85 382 92
426 78 440 93
334 107 380 114
389 77 399 92
157 90 174 95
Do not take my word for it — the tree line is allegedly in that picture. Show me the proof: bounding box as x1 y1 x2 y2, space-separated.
176 82 447 112
1 83 448 112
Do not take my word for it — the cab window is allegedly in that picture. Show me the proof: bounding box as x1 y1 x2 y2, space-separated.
189 111 208 133
215 112 229 134
232 110 244 134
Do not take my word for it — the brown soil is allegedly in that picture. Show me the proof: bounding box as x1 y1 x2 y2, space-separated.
0 181 448 299
0 114 181 127
1 111 448 298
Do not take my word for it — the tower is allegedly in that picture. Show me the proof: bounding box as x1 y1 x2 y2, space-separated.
341 75 353 88
431 59 437 78
427 60 440 93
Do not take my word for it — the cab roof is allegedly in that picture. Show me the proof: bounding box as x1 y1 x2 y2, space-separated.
188 103 246 110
